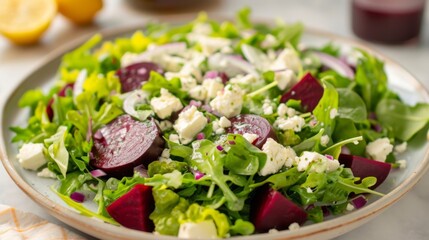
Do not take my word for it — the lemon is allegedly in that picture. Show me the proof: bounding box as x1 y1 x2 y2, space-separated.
0 0 57 45
57 0 103 25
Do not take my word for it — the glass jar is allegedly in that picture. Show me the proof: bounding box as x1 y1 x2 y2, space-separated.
352 0 426 44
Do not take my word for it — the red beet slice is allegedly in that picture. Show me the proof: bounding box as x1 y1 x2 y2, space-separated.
251 187 307 232
46 83 74 120
280 73 324 112
90 115 165 177
226 114 277 149
339 154 391 189
116 62 163 93
106 184 155 232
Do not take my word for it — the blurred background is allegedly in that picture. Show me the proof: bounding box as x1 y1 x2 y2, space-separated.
0 0 428 239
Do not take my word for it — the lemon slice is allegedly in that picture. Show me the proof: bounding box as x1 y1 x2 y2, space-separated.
0 0 57 45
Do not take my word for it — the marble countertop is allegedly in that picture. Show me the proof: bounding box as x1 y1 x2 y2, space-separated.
1 0 428 239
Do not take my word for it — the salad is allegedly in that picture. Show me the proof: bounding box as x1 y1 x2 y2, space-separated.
11 8 429 238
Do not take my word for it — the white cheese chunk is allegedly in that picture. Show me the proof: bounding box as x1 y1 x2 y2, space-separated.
17 143 47 171
37 168 57 179
274 115 306 132
261 34 278 49
259 138 296 176
275 69 296 91
174 106 207 144
210 84 244 118
394 142 407 153
189 85 207 101
219 116 232 128
150 88 183 119
178 220 218 239
296 151 340 173
366 138 393 162
202 78 224 99
270 48 301 73
320 135 330 147
243 133 259 144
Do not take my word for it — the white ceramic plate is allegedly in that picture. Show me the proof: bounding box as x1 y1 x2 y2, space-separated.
1 21 429 240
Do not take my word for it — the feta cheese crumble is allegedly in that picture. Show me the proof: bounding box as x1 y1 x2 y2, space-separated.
366 138 393 162
394 142 407 153
274 115 306 132
17 143 47 171
210 84 244 118
275 69 296 91
178 220 218 239
173 106 207 144
150 88 183 119
37 168 57 179
296 151 340 173
243 133 259 144
259 138 296 176
219 116 232 128
270 48 301 73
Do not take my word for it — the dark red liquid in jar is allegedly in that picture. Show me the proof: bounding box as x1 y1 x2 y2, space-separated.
352 0 426 44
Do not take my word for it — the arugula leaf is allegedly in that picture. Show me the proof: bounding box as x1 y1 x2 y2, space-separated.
376 98 429 141
313 81 338 136
223 134 266 175
337 88 367 123
250 167 303 190
188 140 244 211
58 171 93 196
236 7 252 29
61 34 102 73
332 118 367 156
354 49 389 112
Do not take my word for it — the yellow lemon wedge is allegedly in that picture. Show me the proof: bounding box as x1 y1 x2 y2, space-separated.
0 0 57 45
57 0 103 25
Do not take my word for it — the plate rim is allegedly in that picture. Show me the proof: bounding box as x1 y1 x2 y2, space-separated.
1 16 429 240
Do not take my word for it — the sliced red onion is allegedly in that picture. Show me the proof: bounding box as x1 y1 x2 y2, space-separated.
189 100 202 108
350 195 367 209
123 90 150 120
196 132 205 140
312 51 355 79
73 69 87 103
204 71 229 84
90 169 107 178
208 53 259 78
216 145 224 151
70 192 85 203
341 146 351 155
325 155 334 160
134 164 149 178
190 168 205 180
368 112 377 120
228 140 236 145
241 43 270 71
322 206 331 217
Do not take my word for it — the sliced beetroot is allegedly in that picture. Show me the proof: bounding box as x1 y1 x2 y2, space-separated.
339 154 391 189
46 83 74 120
90 115 165 177
251 187 307 232
280 73 324 112
226 114 277 149
116 62 163 93
106 184 155 232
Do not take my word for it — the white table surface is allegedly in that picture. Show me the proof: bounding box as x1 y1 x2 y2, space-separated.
1 0 429 239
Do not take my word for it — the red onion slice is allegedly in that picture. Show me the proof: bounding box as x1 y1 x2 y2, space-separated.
90 169 107 178
70 192 85 203
241 44 270 71
350 195 367 209
312 51 355 79
208 53 259 77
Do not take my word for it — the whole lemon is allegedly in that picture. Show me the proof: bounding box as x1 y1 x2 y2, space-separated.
0 0 57 45
57 0 103 25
